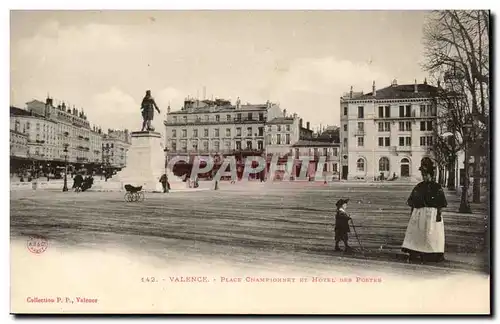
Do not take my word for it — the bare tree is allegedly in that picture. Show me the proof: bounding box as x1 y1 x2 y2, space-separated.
430 82 473 213
422 10 490 204
431 117 460 188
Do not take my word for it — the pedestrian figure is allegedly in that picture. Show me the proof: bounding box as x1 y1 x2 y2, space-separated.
160 173 168 193
334 198 352 252
402 158 448 263
72 172 84 192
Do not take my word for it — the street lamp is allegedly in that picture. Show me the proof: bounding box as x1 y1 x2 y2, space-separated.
63 143 69 192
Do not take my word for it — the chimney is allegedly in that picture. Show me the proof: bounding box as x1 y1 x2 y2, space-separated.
306 121 310 130
424 78 428 85
283 109 287 117
414 79 418 93
372 81 376 97
167 104 171 113
349 86 353 98
236 97 241 109
299 118 303 128
437 79 441 88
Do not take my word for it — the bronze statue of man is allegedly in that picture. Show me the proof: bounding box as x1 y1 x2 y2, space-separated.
141 90 161 131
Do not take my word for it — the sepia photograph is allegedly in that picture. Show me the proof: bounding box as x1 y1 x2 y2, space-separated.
8 8 491 315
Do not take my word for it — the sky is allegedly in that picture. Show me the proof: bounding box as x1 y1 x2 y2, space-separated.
10 10 431 132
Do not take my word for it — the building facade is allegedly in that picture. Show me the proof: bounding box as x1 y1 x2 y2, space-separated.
10 106 60 162
290 140 340 179
340 80 438 181
10 96 131 177
102 129 131 169
10 129 28 159
164 97 283 159
265 113 301 156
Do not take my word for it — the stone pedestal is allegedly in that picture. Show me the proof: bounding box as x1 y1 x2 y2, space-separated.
93 131 197 192
106 131 165 192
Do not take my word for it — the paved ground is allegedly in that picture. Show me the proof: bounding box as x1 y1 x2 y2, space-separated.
10 181 489 275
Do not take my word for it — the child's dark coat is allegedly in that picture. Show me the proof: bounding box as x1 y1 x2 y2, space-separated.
335 209 351 241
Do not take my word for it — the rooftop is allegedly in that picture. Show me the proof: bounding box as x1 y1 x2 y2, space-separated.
10 106 32 117
170 104 269 115
267 117 295 125
343 81 439 101
292 140 339 148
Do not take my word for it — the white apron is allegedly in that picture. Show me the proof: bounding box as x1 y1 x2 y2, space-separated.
402 207 445 253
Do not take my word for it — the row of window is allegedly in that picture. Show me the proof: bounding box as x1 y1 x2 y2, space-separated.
356 157 411 172
171 140 265 152
268 125 291 132
172 112 265 123
344 104 436 118
292 147 339 157
345 121 434 133
13 122 100 142
172 127 267 138
345 136 435 147
266 134 291 145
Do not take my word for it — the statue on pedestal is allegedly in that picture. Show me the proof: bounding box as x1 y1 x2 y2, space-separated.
141 90 161 131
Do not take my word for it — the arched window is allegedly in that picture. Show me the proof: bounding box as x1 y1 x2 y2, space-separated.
379 157 390 171
356 158 365 171
401 158 410 164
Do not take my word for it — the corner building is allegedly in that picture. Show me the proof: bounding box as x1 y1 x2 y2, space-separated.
340 80 438 181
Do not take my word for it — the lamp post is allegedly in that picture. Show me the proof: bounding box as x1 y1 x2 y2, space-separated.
63 143 69 192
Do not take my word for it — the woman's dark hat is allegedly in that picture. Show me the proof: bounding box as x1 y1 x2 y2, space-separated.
419 157 435 173
336 198 349 208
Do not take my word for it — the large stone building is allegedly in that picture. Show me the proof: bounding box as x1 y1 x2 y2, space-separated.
164 97 282 159
163 95 342 181
10 97 130 177
10 105 60 162
340 80 438 181
23 98 104 166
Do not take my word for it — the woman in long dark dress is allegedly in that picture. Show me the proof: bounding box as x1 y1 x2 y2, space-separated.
402 158 448 263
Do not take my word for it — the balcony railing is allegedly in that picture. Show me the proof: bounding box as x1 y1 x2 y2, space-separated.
396 146 412 152
354 130 365 136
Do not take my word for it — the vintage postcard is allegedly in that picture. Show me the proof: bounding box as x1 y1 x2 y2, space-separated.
9 9 491 314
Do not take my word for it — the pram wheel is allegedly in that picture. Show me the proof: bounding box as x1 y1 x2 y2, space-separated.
124 192 133 202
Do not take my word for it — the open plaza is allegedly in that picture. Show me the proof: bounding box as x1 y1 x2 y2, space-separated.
10 180 488 274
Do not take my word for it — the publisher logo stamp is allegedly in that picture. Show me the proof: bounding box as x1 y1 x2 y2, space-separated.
27 235 48 254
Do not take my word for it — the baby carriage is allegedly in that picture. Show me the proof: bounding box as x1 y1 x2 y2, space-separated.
124 184 145 202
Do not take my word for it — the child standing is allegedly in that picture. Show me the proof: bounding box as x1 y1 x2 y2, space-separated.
335 198 352 252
